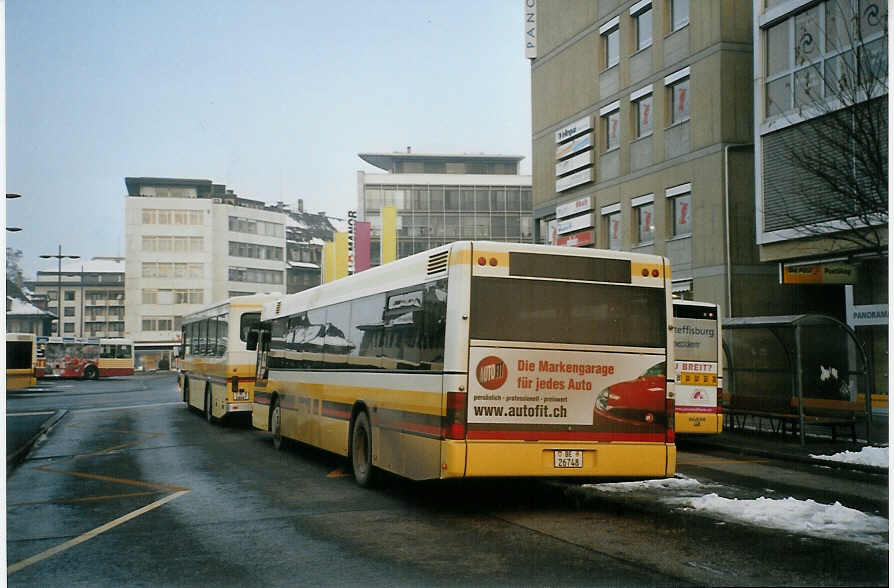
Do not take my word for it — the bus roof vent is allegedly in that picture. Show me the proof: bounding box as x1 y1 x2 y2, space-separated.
427 251 449 276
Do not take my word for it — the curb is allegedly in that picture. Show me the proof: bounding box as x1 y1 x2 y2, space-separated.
6 409 69 473
681 437 889 477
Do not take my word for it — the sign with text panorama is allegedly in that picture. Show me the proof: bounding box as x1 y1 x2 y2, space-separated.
555 134 592 160
555 151 593 178
556 212 594 234
468 347 666 430
524 0 537 58
556 168 592 193
782 263 857 284
556 196 593 219
556 228 595 247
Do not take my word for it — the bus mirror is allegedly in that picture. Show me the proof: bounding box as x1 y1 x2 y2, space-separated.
246 329 259 351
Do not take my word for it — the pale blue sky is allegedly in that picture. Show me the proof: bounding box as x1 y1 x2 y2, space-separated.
5 0 532 277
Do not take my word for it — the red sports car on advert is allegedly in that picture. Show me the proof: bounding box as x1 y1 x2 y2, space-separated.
594 362 667 428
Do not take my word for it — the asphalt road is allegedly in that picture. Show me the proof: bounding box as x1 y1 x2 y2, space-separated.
6 374 888 586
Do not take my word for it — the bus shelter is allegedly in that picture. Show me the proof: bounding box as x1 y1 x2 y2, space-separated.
722 314 873 445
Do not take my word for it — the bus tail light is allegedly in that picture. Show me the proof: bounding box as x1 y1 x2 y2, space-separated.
231 377 238 396
444 391 467 440
665 398 675 443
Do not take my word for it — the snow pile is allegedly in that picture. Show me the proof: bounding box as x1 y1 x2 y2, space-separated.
809 446 889 469
584 475 702 493
683 494 888 549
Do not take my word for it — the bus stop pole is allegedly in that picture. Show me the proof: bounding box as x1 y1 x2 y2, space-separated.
794 324 805 446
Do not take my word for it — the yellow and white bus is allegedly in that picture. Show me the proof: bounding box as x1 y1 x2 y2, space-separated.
98 338 134 376
251 241 676 486
6 333 38 390
180 293 281 423
672 300 723 434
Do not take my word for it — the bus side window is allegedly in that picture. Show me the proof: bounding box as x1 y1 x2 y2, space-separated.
117 345 132 359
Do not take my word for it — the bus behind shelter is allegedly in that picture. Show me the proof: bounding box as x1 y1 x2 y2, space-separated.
721 314 873 445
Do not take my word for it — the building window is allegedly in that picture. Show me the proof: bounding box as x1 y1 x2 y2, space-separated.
665 68 690 124
228 267 284 284
228 241 284 261
631 1 653 51
64 307 75 317
228 216 284 238
600 17 620 69
63 322 75 333
601 101 621 151
764 0 887 118
602 204 622 250
667 183 692 237
633 195 655 244
142 317 174 332
631 86 654 138
670 0 689 31
64 290 76 301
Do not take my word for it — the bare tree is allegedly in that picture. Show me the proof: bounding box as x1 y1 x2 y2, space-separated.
6 247 25 288
765 0 888 256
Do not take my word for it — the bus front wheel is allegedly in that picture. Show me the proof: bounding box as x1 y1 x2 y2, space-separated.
83 365 98 380
271 397 283 451
351 411 377 488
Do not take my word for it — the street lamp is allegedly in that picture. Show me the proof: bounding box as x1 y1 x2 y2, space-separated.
40 244 80 337
6 193 22 232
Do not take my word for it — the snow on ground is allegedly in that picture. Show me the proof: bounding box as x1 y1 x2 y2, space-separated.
809 446 889 468
585 475 888 549
682 494 888 550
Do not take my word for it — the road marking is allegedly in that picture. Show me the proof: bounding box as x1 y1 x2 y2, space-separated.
73 401 184 413
7 411 55 417
9 490 166 507
36 466 189 492
7 490 190 576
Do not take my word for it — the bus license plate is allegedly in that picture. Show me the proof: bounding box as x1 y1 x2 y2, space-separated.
554 450 583 468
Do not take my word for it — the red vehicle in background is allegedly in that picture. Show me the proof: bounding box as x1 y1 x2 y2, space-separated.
36 337 134 379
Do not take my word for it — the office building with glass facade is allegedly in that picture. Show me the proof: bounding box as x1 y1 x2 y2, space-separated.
357 152 533 265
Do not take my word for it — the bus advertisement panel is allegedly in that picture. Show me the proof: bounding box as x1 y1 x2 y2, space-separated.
252 241 676 486
673 300 723 434
38 337 101 379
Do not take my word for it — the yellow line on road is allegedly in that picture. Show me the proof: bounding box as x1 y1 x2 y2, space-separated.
8 490 190 576
36 466 189 492
8 490 167 507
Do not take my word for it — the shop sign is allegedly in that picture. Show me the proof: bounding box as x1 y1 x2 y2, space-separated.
557 213 594 235
555 115 593 143
848 304 888 326
556 229 595 247
556 196 593 219
781 263 857 284
556 168 592 193
555 134 592 160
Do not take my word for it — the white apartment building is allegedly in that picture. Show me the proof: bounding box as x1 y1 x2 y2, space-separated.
124 177 288 369
28 257 126 338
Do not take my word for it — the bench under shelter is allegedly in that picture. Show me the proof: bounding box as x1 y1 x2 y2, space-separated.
722 314 874 445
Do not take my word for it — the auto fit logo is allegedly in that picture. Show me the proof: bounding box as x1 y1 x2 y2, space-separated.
476 356 508 390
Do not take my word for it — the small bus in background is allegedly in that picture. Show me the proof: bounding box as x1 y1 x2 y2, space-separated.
672 300 723 434
251 241 676 486
35 336 133 379
7 333 38 390
98 338 135 376
179 293 281 423
37 336 101 379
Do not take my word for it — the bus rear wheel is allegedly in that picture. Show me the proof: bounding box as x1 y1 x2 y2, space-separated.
271 397 283 450
204 386 214 423
83 365 98 380
351 411 377 488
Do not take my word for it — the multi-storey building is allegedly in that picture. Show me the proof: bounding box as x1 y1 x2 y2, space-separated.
280 198 342 294
124 177 289 370
529 0 790 315
28 257 126 338
357 152 533 264
6 280 55 335
753 0 888 393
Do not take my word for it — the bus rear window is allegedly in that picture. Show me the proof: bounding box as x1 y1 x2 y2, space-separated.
470 277 666 348
240 312 261 342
